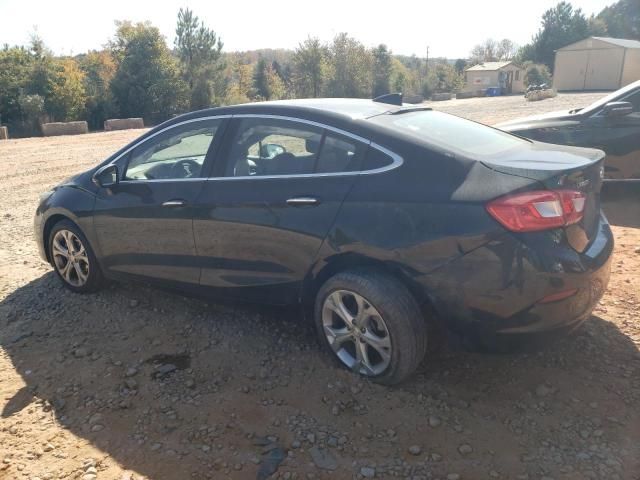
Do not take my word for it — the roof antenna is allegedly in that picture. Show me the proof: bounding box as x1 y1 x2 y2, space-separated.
373 93 403 106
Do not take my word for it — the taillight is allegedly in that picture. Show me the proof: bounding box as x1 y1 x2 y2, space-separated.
486 190 586 232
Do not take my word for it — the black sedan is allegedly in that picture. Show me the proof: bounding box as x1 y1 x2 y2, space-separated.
498 80 640 181
35 98 613 384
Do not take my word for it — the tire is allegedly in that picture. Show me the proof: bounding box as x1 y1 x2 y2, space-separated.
314 270 427 385
48 219 103 293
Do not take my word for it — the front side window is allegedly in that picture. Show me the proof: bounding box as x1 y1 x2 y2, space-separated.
125 119 221 180
624 90 640 112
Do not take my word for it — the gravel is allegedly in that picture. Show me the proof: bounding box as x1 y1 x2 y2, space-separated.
0 96 639 479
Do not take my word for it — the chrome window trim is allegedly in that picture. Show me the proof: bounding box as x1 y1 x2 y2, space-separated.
207 114 403 181
107 113 403 184
232 113 371 144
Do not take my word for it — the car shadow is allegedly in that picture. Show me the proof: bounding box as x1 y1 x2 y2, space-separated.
602 183 640 228
1 273 639 479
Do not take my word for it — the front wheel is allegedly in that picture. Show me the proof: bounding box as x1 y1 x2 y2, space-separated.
48 219 103 293
314 270 427 385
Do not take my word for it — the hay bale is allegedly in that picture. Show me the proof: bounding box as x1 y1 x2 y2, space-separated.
104 118 145 131
0 126 8 140
525 89 557 102
42 121 88 137
403 94 424 104
431 93 452 101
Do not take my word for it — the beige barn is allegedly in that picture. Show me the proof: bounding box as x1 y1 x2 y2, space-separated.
553 37 640 91
464 61 526 94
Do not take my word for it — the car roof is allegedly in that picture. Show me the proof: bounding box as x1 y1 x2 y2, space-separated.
178 98 416 123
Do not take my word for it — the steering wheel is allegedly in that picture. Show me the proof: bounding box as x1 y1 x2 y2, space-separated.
171 159 200 178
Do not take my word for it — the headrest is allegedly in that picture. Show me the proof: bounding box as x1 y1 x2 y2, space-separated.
306 137 320 154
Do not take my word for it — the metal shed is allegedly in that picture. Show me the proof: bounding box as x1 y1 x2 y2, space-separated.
553 37 640 91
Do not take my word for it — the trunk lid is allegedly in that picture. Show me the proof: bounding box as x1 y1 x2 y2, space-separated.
482 142 605 252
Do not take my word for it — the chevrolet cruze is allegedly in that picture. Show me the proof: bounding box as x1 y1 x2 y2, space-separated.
35 97 613 384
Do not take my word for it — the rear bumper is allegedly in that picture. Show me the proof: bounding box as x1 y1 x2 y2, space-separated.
420 212 613 342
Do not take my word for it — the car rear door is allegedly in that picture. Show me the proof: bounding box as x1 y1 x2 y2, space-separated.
92 117 227 285
193 115 368 304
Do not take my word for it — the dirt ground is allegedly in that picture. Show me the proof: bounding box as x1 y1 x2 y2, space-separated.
423 92 607 125
0 93 639 480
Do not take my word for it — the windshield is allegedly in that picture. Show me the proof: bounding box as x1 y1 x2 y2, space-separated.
370 110 528 157
579 80 640 115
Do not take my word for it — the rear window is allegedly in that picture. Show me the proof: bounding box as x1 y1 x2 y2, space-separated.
370 110 528 157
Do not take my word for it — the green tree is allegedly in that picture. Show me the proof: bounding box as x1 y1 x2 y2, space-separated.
391 67 407 93
327 33 372 98
110 21 188 124
292 37 329 97
48 58 87 121
18 93 44 133
253 57 269 99
223 60 253 105
421 62 463 97
0 46 33 125
597 0 639 39
26 34 57 108
265 65 286 100
372 44 392 97
523 62 552 87
175 7 224 109
79 50 116 129
454 59 468 74
519 2 598 70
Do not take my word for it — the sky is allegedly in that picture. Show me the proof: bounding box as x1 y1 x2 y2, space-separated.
0 0 616 58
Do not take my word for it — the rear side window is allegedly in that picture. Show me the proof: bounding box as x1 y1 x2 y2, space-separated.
223 117 368 177
225 118 323 177
315 133 364 173
370 110 527 157
363 147 395 170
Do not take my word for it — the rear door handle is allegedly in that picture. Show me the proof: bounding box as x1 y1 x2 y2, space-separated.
162 199 187 207
286 196 319 206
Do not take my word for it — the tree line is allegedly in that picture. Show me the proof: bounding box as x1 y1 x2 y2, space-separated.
469 0 638 86
0 8 464 138
0 0 637 137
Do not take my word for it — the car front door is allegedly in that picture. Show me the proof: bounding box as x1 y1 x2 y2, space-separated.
93 117 226 284
582 89 640 181
193 116 368 304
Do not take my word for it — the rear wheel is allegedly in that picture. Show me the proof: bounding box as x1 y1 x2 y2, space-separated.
48 220 103 293
314 270 427 385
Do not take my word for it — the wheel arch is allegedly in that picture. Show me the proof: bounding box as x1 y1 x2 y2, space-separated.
301 252 437 320
42 213 81 263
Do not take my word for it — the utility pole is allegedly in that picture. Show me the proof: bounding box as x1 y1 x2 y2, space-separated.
425 46 430 78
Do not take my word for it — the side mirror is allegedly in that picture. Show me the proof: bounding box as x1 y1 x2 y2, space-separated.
602 101 633 118
92 164 119 188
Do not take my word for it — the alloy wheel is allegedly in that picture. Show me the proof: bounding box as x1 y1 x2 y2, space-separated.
322 289 392 376
52 229 90 287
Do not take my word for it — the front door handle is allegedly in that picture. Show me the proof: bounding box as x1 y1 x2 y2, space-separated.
286 196 319 206
162 199 187 207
